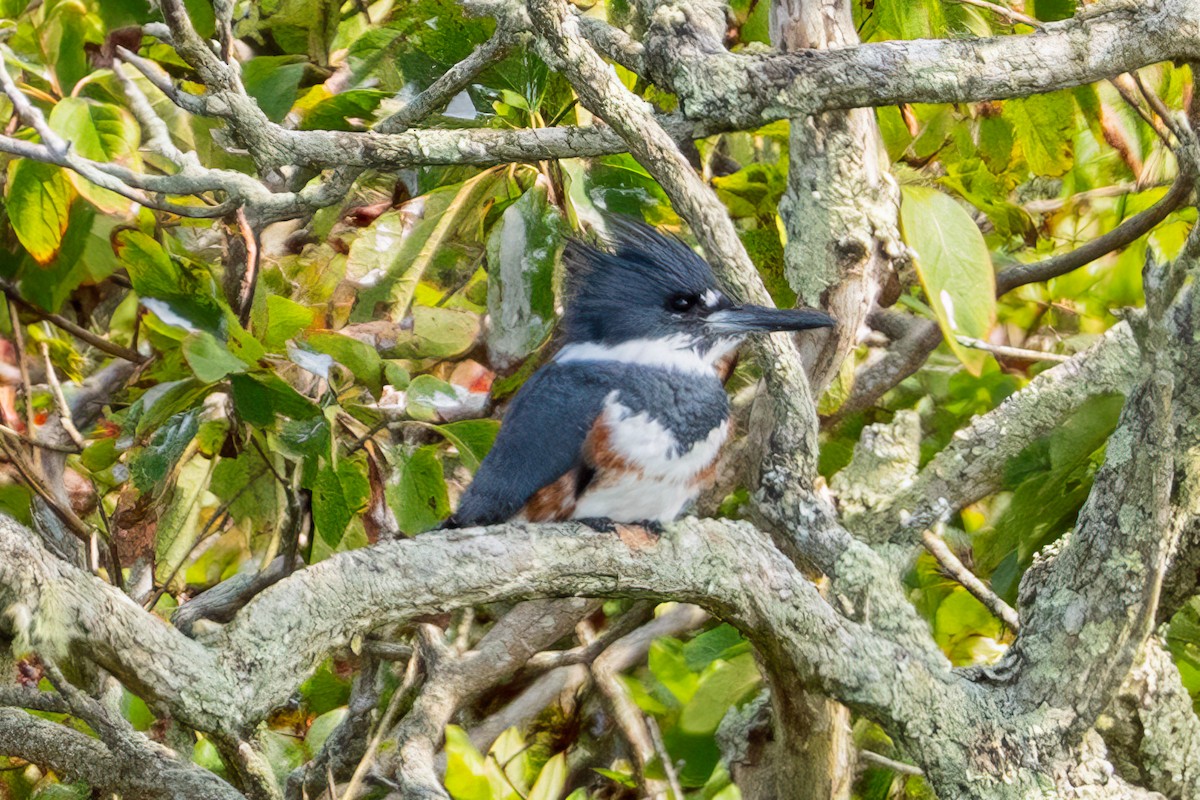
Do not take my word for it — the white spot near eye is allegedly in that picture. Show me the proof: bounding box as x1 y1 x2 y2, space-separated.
939 290 959 332
701 289 719 309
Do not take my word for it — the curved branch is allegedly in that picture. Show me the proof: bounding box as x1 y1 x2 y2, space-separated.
847 322 1140 544
644 0 1200 128
830 170 1194 424
0 512 962 740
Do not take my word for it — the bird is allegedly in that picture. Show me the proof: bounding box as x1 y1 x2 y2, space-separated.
444 218 834 529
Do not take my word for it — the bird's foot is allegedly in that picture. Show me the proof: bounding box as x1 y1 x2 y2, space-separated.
632 520 665 536
577 517 616 533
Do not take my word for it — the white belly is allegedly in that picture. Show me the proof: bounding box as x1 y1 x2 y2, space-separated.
571 473 700 522
571 401 728 523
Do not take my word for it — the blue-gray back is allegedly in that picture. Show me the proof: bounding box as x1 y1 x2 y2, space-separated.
447 361 728 527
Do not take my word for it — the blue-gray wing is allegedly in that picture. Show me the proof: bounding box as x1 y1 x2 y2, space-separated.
445 362 615 527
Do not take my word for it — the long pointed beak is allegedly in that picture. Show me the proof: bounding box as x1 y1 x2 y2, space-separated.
705 305 836 335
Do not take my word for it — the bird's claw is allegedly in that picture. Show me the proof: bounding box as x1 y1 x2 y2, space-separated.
577 517 616 533
576 518 664 537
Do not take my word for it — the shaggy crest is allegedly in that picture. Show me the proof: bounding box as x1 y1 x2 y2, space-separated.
560 218 722 344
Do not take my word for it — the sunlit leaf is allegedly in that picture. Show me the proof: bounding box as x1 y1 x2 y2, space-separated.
48 98 141 213
444 724 492 800
527 753 567 800
1003 92 1075 177
6 159 74 265
182 331 249 382
305 331 384 395
899 184 996 375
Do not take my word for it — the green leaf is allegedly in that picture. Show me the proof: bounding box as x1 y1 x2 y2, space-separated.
305 331 384 395
593 767 637 789
387 445 450 534
18 201 92 312
864 0 945 39
899 184 996 375
0 483 34 527
47 98 141 213
436 419 499 472
130 409 200 493
682 624 749 671
348 169 506 321
485 181 566 370
6 159 74 264
712 162 785 220
976 115 1015 174
305 707 348 756
264 295 315 351
383 306 482 360
649 638 699 705
277 414 332 458
47 0 88 93
301 89 389 131
528 752 567 800
1003 92 1075 177
182 331 249 382
346 25 405 83
131 379 210 438
211 451 278 523
444 725 492 800
230 373 320 426
312 462 353 547
1029 0 1075 22
580 154 675 224
241 56 307 123
405 374 461 422
154 457 213 583
298 660 353 715
678 652 761 734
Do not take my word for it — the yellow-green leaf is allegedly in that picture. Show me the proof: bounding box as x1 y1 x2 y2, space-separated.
1002 92 1075 177
6 159 75 265
444 725 492 800
899 185 996 375
528 753 568 800
48 97 141 213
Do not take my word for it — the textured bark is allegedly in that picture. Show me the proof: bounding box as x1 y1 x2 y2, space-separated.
772 0 903 398
1 2 1199 799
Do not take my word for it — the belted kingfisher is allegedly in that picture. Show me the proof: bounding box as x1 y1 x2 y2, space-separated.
446 219 834 528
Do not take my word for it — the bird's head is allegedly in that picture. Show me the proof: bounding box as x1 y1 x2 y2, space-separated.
560 218 834 366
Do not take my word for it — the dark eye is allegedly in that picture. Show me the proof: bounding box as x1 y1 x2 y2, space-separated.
668 293 699 313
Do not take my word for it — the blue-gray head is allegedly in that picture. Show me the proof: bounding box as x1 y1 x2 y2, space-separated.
560 218 834 364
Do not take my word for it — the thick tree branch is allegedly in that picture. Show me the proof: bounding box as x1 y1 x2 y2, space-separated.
847 322 1140 544
0 705 243 800
642 0 1200 129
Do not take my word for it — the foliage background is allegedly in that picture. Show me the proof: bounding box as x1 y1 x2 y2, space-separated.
0 0 1194 798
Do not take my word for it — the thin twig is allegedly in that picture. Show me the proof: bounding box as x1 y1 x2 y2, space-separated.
858 749 925 777
340 650 420 800
233 208 260 326
944 0 1039 27
2 283 146 364
645 715 683 800
8 298 36 465
954 336 1072 364
39 340 86 449
922 528 1019 632
833 170 1195 423
1110 75 1174 148
0 438 92 543
361 640 414 661
1133 70 1190 144
0 423 79 453
376 31 513 133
